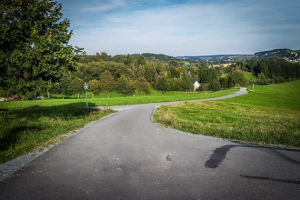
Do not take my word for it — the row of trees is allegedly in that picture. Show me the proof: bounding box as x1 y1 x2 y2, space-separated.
50 70 151 99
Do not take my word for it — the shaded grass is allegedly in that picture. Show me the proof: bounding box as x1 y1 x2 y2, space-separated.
154 80 300 147
0 103 115 164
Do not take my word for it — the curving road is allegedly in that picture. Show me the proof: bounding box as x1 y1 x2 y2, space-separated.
1 88 300 199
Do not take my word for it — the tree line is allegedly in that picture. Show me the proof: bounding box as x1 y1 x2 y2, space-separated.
45 55 300 99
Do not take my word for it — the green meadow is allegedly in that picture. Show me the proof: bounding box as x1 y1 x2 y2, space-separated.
221 72 257 80
0 88 237 164
154 80 300 147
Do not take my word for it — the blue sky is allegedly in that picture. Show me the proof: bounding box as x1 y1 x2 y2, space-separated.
58 0 300 56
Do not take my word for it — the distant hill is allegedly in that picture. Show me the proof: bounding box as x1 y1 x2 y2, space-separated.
254 48 292 59
113 48 300 64
132 53 177 63
254 48 300 61
175 48 300 62
176 54 247 61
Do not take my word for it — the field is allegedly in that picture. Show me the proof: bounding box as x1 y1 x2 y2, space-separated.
221 72 257 80
244 72 257 80
154 80 300 147
0 88 237 164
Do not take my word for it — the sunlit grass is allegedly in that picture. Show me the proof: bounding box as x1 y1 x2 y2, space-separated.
0 104 115 164
154 80 300 147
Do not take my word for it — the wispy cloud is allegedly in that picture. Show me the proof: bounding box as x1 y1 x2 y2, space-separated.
60 0 300 55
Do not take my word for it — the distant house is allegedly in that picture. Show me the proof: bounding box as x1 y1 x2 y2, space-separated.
193 81 200 91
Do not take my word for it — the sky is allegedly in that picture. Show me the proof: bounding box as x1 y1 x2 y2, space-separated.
57 0 300 56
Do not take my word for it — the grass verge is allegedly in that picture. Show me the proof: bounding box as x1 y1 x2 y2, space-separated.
154 80 300 147
0 102 115 164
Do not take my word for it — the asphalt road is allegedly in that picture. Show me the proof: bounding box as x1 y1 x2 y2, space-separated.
1 89 300 199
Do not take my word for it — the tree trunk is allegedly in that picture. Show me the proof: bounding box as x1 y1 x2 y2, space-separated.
77 93 80 99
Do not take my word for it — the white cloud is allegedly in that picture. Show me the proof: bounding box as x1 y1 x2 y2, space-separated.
66 0 300 56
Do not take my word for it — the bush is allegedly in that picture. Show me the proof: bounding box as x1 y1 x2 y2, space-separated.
198 83 210 91
210 82 221 91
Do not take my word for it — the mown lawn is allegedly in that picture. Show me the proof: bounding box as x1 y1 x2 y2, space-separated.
154 80 300 147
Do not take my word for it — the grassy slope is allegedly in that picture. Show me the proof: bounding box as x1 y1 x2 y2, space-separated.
154 80 300 147
221 72 257 80
244 72 257 80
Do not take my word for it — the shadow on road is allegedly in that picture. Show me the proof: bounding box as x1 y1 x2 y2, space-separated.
205 144 300 169
240 175 300 184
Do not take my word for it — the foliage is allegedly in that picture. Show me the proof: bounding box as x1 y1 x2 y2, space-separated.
134 77 151 95
198 83 210 91
100 70 115 98
0 0 82 94
114 75 135 97
228 70 247 87
155 77 170 94
88 79 101 98
58 75 72 98
68 78 84 99
180 76 193 93
198 67 219 83
210 81 221 91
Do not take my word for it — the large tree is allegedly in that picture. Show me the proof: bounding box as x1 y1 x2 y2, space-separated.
180 76 193 94
228 70 247 87
115 75 135 97
69 78 84 99
155 77 169 94
88 79 101 98
0 0 82 94
100 70 114 98
134 77 151 96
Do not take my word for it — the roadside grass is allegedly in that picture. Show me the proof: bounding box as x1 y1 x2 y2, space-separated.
0 88 238 164
154 80 300 147
0 102 115 164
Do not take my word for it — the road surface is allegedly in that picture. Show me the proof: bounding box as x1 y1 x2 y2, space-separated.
1 88 299 199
